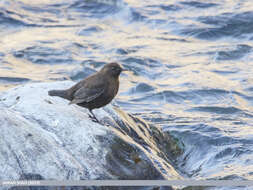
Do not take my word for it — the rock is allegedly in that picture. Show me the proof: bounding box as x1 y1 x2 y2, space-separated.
0 81 183 189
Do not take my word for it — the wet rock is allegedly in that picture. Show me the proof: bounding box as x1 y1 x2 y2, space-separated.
0 81 183 189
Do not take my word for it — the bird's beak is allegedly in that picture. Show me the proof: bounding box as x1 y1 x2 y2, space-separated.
121 67 128 72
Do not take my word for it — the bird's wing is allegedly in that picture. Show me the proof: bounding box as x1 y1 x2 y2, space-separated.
69 85 105 105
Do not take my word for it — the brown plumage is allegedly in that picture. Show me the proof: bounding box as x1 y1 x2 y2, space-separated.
48 62 124 122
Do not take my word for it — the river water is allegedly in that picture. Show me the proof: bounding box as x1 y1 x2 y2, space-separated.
0 0 253 188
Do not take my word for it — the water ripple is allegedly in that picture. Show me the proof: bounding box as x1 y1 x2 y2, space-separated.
188 106 242 114
216 44 252 61
0 76 30 83
13 46 73 65
68 0 122 18
78 26 103 36
180 1 218 8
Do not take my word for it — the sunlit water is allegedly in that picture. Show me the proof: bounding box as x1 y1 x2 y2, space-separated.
1 0 253 185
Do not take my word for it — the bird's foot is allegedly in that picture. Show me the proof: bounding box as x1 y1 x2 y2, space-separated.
88 114 100 123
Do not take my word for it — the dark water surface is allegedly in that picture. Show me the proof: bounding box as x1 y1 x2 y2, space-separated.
1 0 253 187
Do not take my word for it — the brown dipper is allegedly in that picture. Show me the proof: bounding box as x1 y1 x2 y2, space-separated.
48 62 124 122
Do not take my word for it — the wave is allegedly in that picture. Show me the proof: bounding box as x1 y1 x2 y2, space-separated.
181 11 253 40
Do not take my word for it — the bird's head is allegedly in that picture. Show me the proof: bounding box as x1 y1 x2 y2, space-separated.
101 62 125 78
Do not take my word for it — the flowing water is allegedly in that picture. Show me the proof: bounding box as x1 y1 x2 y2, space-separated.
1 0 253 188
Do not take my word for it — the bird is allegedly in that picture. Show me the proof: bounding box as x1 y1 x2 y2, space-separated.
48 62 125 122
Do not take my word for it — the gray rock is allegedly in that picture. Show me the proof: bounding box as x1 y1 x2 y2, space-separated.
0 81 182 187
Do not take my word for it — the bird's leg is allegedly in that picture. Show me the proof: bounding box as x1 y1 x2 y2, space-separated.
88 109 100 123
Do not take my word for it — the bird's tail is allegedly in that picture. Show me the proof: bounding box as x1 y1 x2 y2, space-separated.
48 89 70 100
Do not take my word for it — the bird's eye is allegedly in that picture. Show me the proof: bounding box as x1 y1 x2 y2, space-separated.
112 66 116 70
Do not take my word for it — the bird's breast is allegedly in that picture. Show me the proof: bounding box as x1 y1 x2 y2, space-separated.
108 78 119 97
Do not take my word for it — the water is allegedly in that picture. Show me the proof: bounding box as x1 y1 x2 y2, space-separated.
1 0 253 186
